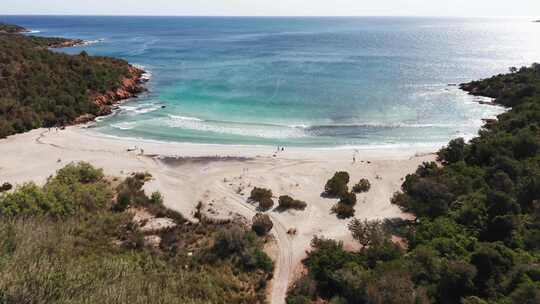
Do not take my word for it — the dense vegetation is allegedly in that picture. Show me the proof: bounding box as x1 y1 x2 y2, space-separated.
324 172 359 219
287 64 540 304
278 195 307 211
0 163 273 303
352 179 371 193
0 24 141 138
0 23 26 33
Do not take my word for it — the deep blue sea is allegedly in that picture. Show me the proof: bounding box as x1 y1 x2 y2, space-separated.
2 16 539 147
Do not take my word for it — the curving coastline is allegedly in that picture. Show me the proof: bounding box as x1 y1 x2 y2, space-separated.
2 18 538 304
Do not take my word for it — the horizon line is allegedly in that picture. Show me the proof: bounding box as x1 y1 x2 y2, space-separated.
0 14 536 19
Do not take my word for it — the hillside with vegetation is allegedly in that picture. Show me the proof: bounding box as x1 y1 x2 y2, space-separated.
0 23 27 33
287 64 540 304
0 162 273 303
0 23 144 138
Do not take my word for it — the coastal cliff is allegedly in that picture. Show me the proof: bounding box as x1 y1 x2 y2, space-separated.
75 65 147 123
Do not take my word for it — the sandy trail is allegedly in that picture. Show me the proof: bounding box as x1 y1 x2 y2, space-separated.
0 127 436 304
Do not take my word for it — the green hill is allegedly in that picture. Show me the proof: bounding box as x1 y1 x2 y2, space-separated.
0 24 144 138
0 23 28 33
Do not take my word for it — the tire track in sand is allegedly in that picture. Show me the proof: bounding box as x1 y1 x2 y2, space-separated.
212 182 292 304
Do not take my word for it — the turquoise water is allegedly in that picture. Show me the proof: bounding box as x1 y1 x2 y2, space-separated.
3 16 540 147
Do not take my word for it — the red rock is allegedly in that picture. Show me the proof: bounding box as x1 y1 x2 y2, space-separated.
85 65 146 123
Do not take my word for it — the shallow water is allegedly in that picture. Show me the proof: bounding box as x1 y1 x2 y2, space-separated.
3 16 539 147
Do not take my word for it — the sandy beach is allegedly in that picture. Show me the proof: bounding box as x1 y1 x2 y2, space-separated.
0 126 436 304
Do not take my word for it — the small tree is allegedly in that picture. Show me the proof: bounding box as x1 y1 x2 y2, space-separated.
249 187 274 211
278 195 307 210
339 192 357 206
250 187 272 201
258 197 274 211
332 203 355 219
252 213 273 236
352 179 371 193
0 182 12 193
324 171 350 198
213 226 250 257
149 191 164 205
437 138 465 164
113 191 130 212
348 219 389 248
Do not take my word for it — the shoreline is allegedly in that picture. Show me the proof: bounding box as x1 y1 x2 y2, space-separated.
85 81 505 151
79 125 440 160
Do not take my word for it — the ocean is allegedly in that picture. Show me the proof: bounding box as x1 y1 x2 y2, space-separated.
2 16 539 147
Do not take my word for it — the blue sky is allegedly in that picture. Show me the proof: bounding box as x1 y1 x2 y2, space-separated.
1 0 539 16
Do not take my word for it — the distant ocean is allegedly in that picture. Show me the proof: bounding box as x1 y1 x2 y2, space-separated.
2 16 539 147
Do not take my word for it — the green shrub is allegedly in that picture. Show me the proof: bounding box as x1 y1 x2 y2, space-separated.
54 162 104 184
324 171 350 198
438 138 466 164
258 198 274 211
250 187 272 201
278 195 307 210
212 225 274 274
348 219 389 248
332 203 355 219
112 173 154 211
150 191 164 205
241 247 275 273
286 275 318 304
339 192 357 206
249 187 274 211
252 213 273 236
213 225 252 258
113 191 131 212
0 162 112 218
0 182 13 192
352 178 371 193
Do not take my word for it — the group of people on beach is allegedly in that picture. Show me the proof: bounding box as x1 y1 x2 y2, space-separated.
273 146 285 157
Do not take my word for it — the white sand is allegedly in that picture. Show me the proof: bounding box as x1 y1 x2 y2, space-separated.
0 126 437 304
